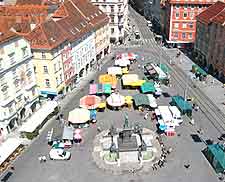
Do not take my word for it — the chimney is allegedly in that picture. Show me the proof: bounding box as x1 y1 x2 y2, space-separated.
30 24 36 31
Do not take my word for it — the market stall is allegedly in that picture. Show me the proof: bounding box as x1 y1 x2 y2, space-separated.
121 74 146 88
133 94 150 109
141 82 156 94
99 74 117 89
68 108 90 126
89 84 112 95
115 58 130 67
106 92 125 109
171 96 192 116
62 126 74 148
125 96 133 109
80 95 101 110
107 67 122 76
122 67 129 74
116 52 138 61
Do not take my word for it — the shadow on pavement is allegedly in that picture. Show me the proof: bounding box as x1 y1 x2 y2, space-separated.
1 172 13 182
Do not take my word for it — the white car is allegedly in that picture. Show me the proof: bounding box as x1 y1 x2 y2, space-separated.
49 149 71 160
147 21 152 27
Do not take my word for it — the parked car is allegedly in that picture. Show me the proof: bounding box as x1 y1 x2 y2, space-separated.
147 21 152 28
49 149 71 160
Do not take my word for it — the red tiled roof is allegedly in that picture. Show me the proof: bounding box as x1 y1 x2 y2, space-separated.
197 1 225 25
25 19 68 50
16 0 61 5
0 29 19 45
69 0 109 29
168 0 217 5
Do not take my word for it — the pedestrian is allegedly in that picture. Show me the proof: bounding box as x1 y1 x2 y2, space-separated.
42 156 47 162
144 112 149 120
38 156 43 163
138 64 141 69
10 166 15 171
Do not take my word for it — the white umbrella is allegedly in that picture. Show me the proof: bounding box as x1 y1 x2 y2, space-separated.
68 108 90 124
106 93 125 107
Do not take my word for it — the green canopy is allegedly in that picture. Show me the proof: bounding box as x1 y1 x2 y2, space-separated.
104 84 112 94
204 144 225 173
171 96 192 114
160 63 171 74
192 64 207 76
141 82 156 93
133 94 149 106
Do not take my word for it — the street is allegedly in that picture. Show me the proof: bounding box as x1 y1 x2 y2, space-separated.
1 6 223 182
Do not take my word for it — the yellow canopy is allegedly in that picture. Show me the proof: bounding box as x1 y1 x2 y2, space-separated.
122 67 129 74
130 80 146 87
125 96 133 104
98 102 106 109
99 74 117 88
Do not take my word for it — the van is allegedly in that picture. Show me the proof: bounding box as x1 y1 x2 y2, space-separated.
147 21 152 28
169 106 183 125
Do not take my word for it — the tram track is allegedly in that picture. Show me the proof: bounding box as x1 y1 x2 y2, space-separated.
130 7 225 134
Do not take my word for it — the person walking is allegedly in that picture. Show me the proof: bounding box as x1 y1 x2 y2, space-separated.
144 112 149 120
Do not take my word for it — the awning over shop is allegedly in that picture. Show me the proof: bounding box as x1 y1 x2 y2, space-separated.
133 94 150 106
0 138 22 165
141 82 156 93
62 126 73 140
19 101 58 133
89 84 112 95
171 96 192 115
192 64 207 76
99 74 117 89
107 67 122 75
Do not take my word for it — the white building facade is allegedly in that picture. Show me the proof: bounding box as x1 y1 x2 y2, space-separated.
0 32 39 137
71 32 96 83
91 0 129 44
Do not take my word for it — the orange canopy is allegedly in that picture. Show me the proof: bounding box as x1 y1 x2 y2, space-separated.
99 74 117 88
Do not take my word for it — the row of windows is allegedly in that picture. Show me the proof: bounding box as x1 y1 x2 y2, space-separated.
174 11 195 19
173 32 193 39
97 3 123 12
174 4 208 9
173 22 194 29
45 74 63 88
110 15 123 23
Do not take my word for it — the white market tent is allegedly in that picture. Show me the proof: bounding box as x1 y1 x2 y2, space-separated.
115 58 130 67
107 67 122 75
147 94 157 108
68 108 90 124
0 138 21 165
19 101 58 133
106 92 125 107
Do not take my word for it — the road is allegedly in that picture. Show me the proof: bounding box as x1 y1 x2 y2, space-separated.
0 7 222 182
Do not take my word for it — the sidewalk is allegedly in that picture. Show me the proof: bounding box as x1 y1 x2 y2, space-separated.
165 49 225 114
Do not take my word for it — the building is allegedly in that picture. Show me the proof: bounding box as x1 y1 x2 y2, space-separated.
160 0 225 48
129 0 145 15
25 19 68 98
194 1 225 81
91 0 129 44
0 29 38 136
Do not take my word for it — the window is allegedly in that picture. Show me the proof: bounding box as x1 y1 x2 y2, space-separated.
182 33 186 38
110 5 114 12
45 79 50 87
32 88 36 96
56 77 59 85
111 28 114 34
189 33 193 39
175 4 180 9
118 15 123 23
189 23 194 28
41 52 46 59
191 4 195 9
174 32 178 38
182 23 187 28
43 66 48 73
174 23 179 28
9 53 15 65
190 12 194 19
8 105 13 114
184 4 188 9
183 12 187 18
22 47 28 58
118 5 121 11
110 16 114 23
54 64 57 72
0 58 2 70
59 74 63 83
175 12 179 18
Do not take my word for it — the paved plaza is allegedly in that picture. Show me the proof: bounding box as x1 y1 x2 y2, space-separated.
0 46 221 182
